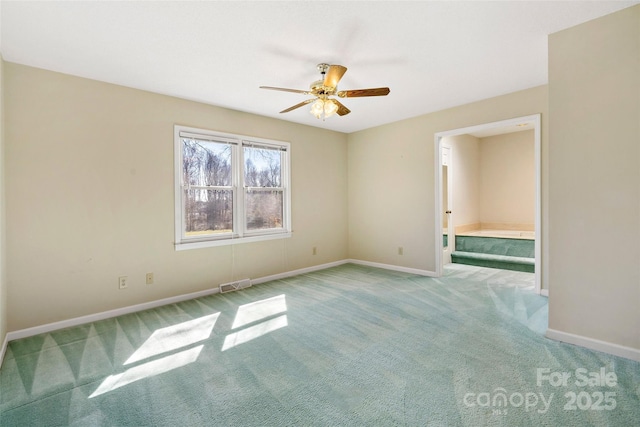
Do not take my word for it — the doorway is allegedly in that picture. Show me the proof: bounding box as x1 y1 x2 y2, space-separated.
441 144 453 264
434 114 542 294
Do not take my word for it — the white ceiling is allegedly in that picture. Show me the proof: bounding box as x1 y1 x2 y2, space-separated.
2 1 638 134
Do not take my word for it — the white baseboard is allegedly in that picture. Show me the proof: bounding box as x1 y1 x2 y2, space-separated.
4 260 351 344
347 259 438 277
6 286 225 343
546 328 640 362
251 260 349 285
540 289 548 297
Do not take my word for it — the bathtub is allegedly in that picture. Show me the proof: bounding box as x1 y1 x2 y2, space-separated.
458 229 535 240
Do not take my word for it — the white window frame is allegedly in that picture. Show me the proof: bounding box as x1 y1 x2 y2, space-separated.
174 125 291 250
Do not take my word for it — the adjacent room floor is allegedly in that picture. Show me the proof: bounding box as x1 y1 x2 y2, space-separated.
1 264 638 426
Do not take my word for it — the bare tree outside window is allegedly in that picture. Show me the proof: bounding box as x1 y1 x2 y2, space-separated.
183 139 233 235
244 146 284 230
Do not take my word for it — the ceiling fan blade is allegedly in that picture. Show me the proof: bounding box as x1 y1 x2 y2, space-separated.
260 86 310 95
323 65 347 89
337 87 390 98
279 99 315 113
330 99 351 116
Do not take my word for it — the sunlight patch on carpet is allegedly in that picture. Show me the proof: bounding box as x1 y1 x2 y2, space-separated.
222 315 288 351
89 345 203 398
125 313 219 365
232 294 287 330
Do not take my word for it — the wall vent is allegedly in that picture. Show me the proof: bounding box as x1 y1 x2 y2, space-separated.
219 278 252 293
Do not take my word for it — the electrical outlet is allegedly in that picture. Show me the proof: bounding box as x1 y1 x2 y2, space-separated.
118 276 128 289
146 272 154 285
312 246 317 255
398 247 404 256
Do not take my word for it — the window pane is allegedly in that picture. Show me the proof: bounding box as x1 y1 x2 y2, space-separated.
183 139 232 187
184 189 233 236
244 146 281 187
246 191 283 231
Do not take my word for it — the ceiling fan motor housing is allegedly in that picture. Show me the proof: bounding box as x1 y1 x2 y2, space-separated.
313 63 334 95
310 80 331 96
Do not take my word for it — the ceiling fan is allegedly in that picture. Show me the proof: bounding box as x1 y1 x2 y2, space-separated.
260 63 390 120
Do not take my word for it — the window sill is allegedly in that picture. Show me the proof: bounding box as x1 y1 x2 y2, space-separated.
175 231 292 251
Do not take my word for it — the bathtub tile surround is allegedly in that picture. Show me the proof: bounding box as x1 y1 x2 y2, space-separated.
2 263 639 425
452 235 535 272
460 229 535 240
455 236 534 257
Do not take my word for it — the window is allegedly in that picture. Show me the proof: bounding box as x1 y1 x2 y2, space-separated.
174 125 291 249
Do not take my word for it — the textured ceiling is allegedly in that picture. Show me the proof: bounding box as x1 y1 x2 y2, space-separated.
2 1 638 134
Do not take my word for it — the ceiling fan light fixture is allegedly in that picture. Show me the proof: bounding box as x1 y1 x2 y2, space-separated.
310 99 325 119
310 98 338 120
324 99 338 118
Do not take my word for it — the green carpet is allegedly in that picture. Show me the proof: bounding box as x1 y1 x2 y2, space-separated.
1 264 638 426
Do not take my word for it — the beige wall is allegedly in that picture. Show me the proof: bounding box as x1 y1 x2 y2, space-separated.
548 5 640 351
0 57 6 348
5 63 348 331
443 134 481 231
348 85 548 273
480 130 535 227
440 130 534 233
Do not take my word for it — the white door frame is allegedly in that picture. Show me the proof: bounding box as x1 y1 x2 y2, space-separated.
441 143 454 264
434 114 542 294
